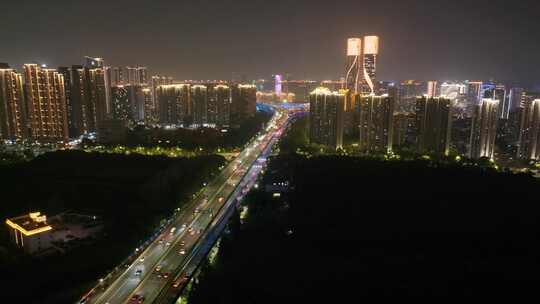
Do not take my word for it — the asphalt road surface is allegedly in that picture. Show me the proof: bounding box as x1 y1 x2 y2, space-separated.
79 108 290 304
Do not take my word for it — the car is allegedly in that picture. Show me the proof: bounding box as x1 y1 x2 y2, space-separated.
181 223 187 229
166 242 171 246
172 275 189 288
197 229 202 234
139 256 145 262
180 241 186 246
155 265 162 272
187 227 194 233
162 272 170 279
130 294 144 304
218 197 224 203
135 269 142 276
179 249 186 255
194 208 200 214
158 239 164 245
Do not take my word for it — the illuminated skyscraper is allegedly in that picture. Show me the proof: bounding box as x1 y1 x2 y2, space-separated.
58 63 107 137
230 84 256 125
274 75 283 95
517 99 540 160
110 86 130 122
469 98 500 159
493 84 509 119
151 75 173 117
191 85 208 126
126 66 148 86
142 88 155 124
345 38 362 93
126 85 146 122
466 81 483 117
84 67 108 131
211 84 231 126
309 87 344 149
23 64 68 143
509 87 524 112
138 67 148 86
427 81 438 98
107 67 124 86
415 96 452 155
156 84 191 125
362 36 379 94
357 94 395 154
58 66 86 137
0 65 27 140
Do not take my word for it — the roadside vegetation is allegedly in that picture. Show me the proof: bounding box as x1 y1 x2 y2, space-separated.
186 118 540 302
0 151 226 303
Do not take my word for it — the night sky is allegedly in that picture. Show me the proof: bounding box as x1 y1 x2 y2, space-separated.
2 0 539 85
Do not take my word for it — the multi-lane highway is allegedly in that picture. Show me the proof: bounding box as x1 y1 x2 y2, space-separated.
79 107 290 304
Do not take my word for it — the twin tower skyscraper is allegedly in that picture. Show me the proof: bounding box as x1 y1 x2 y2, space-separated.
345 36 379 94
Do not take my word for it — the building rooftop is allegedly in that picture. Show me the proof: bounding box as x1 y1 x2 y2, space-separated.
6 212 52 236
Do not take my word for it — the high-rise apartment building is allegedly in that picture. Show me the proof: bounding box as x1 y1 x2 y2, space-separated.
393 112 415 149
357 95 395 154
509 87 524 112
58 63 107 137
426 81 438 98
345 38 362 93
156 84 191 126
309 87 344 149
469 98 499 159
415 96 452 155
466 81 483 117
191 85 208 126
110 86 130 122
107 67 124 86
517 99 540 160
142 88 155 124
0 64 27 140
493 84 509 119
58 66 85 137
126 85 145 122
213 85 231 126
84 67 108 132
126 66 148 86
230 84 256 125
362 36 379 94
151 75 173 118
23 64 68 143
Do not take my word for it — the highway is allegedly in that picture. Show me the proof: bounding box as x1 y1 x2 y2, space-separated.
79 107 290 304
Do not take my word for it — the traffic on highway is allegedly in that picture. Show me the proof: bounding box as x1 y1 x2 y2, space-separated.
79 107 290 304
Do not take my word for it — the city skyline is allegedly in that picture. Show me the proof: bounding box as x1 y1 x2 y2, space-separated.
1 0 539 85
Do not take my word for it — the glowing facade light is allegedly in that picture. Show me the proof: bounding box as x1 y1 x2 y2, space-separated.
363 36 379 55
347 38 362 56
5 212 53 237
274 75 282 95
362 36 379 94
470 98 500 159
345 38 362 94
